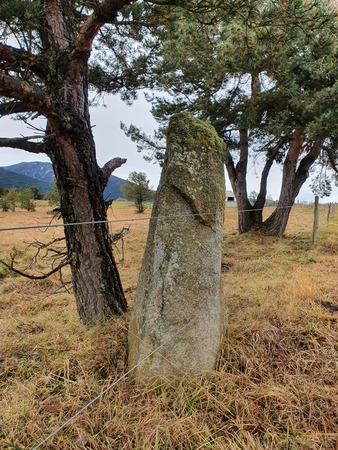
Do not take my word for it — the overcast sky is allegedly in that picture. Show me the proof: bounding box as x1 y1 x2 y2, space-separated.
0 93 337 202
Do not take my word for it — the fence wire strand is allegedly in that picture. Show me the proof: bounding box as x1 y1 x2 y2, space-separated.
0 204 308 232
32 318 196 450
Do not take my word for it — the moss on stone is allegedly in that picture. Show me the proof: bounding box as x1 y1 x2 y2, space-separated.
164 112 225 226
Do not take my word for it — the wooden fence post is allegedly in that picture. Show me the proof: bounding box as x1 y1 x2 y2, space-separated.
327 203 332 224
312 196 319 246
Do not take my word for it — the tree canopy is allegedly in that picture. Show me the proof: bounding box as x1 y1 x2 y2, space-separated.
122 0 338 234
121 171 154 213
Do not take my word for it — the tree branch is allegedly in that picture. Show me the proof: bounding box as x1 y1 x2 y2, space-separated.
223 146 236 183
0 101 37 116
42 0 71 51
0 73 52 116
0 136 45 153
101 157 127 187
0 43 47 78
76 0 134 52
326 147 338 173
0 258 70 280
255 136 288 208
237 129 249 169
293 140 323 197
0 43 24 66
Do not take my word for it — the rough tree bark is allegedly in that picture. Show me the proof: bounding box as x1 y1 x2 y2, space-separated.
263 135 323 236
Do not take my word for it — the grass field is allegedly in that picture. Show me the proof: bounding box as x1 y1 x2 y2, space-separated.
0 201 337 449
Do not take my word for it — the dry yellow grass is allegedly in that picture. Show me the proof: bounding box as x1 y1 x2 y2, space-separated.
0 201 337 449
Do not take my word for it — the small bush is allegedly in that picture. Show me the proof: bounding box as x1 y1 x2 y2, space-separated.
19 189 36 212
1 188 18 211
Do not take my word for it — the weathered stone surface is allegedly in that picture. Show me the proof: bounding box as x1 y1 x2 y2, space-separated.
128 113 226 382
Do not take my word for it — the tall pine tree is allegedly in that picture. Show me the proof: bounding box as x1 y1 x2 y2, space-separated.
123 0 338 235
0 0 194 324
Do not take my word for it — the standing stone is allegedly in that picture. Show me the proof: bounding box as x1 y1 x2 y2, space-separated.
128 113 226 382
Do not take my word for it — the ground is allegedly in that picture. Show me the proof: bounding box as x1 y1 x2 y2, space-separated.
0 201 337 449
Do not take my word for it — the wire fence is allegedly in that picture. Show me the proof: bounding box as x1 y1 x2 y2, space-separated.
0 201 334 233
0 199 337 448
31 318 196 450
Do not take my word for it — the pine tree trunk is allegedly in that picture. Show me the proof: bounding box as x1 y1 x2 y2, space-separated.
42 10 129 324
263 135 322 237
262 194 293 237
225 129 260 233
224 131 289 234
47 117 127 325
235 191 253 233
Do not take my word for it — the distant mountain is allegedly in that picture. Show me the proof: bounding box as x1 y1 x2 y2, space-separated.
103 175 126 200
1 161 127 199
3 161 55 183
0 167 51 194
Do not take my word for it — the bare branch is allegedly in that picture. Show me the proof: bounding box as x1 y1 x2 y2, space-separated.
101 157 127 187
0 43 24 66
0 73 52 116
0 101 37 116
0 136 44 154
223 146 236 182
0 258 70 280
0 233 69 281
111 226 130 262
111 226 130 243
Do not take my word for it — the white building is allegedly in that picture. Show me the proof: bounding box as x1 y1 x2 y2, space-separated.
226 190 237 207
